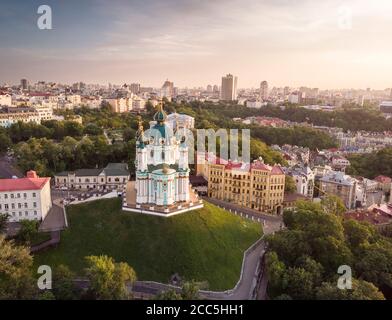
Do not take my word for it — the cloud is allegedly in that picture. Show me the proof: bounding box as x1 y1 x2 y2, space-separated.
1 0 392 88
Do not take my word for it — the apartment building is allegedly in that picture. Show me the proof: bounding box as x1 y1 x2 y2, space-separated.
319 171 366 209
201 155 285 214
0 171 52 222
0 106 41 127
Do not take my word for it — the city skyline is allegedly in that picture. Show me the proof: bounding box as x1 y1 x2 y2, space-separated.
1 0 392 89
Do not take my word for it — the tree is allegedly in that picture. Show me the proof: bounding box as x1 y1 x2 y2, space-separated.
315 279 385 300
284 175 296 193
343 219 376 250
181 281 202 300
16 219 39 244
84 255 137 300
321 195 346 216
0 235 37 299
38 291 56 300
355 240 392 288
52 264 79 300
84 123 103 136
265 251 287 297
0 132 11 153
0 213 9 233
156 289 183 300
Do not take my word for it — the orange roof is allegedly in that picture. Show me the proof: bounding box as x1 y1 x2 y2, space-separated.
0 171 50 192
374 175 392 183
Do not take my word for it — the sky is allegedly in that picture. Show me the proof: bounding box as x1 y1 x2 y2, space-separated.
1 0 392 89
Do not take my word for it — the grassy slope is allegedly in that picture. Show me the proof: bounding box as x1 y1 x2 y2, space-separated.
34 199 262 290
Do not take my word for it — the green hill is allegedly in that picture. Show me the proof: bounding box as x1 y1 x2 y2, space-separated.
34 199 262 290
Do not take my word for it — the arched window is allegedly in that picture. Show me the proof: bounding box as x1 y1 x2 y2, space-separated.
150 150 154 158
161 151 165 160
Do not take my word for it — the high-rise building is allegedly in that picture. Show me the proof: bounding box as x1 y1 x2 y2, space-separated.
213 85 219 93
206 85 213 93
20 78 28 90
220 74 237 101
260 81 268 101
161 80 174 98
130 83 141 94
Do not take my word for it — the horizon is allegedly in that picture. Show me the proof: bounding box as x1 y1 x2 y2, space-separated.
1 0 392 89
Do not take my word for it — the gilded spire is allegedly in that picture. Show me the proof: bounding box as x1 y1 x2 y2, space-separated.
137 115 143 132
153 99 167 123
136 115 144 142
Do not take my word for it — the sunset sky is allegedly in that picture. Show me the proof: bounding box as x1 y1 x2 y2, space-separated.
1 0 392 89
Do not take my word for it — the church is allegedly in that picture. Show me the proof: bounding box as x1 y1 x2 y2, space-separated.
123 103 203 216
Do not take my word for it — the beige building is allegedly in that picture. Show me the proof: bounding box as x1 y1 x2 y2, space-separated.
55 163 129 191
319 171 365 209
198 154 285 214
0 106 41 128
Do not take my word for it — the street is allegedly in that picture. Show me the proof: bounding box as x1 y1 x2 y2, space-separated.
0 155 22 179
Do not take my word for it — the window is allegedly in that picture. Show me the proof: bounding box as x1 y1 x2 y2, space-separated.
23 193 27 198
4 194 7 199
24 203 27 208
32 193 36 197
34 211 37 215
33 202 37 208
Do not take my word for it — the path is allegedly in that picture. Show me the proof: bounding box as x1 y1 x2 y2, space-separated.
128 198 282 300
0 155 22 179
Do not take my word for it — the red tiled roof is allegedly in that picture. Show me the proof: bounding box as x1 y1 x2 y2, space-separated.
251 161 272 171
0 175 50 192
271 165 285 175
374 175 392 183
225 162 243 170
345 209 392 225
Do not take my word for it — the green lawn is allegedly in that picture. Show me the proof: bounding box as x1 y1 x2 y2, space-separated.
34 199 262 290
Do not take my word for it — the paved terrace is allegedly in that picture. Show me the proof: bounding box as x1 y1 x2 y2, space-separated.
123 181 203 216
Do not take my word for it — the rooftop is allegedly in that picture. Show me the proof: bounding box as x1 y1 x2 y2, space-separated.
0 171 50 192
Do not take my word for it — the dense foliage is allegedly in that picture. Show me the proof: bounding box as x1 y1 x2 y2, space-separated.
266 201 392 300
347 147 392 179
259 105 392 132
13 136 135 177
174 102 337 150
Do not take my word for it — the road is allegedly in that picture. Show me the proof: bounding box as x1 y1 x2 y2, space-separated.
0 155 22 178
125 199 282 300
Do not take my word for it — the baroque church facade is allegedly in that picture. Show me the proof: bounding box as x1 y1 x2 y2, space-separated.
134 104 192 208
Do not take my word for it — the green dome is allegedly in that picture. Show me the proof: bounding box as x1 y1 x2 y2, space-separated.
153 104 167 122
